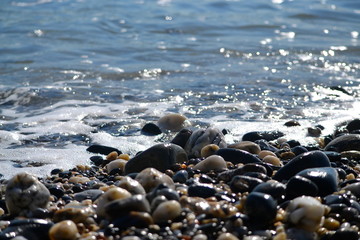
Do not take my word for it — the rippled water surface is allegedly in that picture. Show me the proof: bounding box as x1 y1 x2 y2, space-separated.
0 0 359 178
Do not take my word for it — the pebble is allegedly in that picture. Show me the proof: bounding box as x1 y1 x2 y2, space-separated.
171 128 193 149
285 175 318 200
242 130 284 142
262 155 282 166
188 183 217 198
104 194 150 220
135 168 175 192
193 155 227 172
273 151 331 181
115 176 146 195
49 220 79 240
215 148 262 164
157 113 188 132
141 122 162 135
86 144 122 155
244 192 277 227
125 143 187 173
251 180 286 202
227 141 261 154
95 187 131 218
285 196 329 232
325 134 360 152
3 118 360 240
74 189 104 202
106 159 127 173
152 200 182 224
5 173 50 216
201 144 220 158
296 167 339 197
184 128 227 158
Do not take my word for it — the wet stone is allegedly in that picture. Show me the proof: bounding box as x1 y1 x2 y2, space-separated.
125 143 187 174
325 134 360 152
171 128 193 149
242 130 284 142
104 194 151 220
0 219 53 240
141 122 162 135
184 127 227 158
188 183 217 198
115 176 146 195
227 141 261 154
251 180 286 202
172 170 189 184
273 151 331 181
346 119 360 133
74 189 104 202
135 168 175 192
157 113 188 132
5 173 50 216
229 175 263 193
86 144 122 155
244 192 277 228
285 196 329 232
215 148 262 165
193 155 227 172
286 175 318 200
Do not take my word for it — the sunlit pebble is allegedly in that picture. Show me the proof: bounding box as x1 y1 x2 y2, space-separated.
258 150 277 159
95 187 131 219
216 232 239 240
263 155 282 166
200 144 220 158
152 200 182 224
106 151 118 161
68 176 91 184
106 159 127 173
49 220 79 240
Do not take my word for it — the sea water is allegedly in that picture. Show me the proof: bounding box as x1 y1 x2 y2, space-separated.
0 0 359 179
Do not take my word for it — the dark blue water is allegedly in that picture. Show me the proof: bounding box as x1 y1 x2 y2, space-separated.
0 0 359 178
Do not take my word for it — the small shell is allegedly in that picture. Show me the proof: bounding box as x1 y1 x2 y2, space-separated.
49 220 79 240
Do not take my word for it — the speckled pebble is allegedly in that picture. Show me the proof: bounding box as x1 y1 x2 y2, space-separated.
5 173 50 216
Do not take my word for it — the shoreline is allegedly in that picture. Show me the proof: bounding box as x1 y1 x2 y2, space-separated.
1 115 360 239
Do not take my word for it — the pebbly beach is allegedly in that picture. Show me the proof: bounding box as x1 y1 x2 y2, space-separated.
1 114 360 240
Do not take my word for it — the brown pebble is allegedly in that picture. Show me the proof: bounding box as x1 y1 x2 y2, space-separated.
49 220 79 240
200 144 220 158
106 151 118 161
263 155 282 166
228 141 261 154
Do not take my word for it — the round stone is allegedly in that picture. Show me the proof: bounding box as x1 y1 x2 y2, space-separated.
286 196 329 232
135 168 175 192
5 173 50 216
125 143 187 174
49 220 78 240
228 141 261 154
193 155 227 172
244 192 277 227
325 134 360 152
273 151 331 181
184 128 227 158
157 113 188 132
215 148 261 165
152 200 182 224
